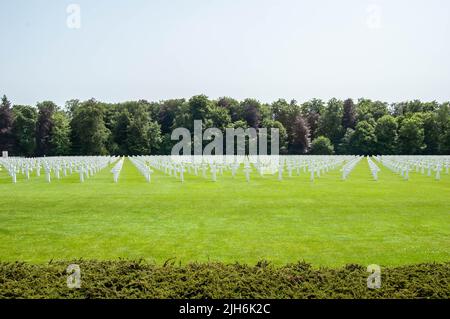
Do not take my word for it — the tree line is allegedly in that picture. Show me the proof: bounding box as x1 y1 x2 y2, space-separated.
0 94 449 156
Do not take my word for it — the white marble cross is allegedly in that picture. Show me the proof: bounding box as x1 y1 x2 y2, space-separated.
210 165 217 182
243 165 251 182
278 164 283 181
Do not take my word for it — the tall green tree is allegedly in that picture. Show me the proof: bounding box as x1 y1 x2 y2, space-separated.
209 104 231 131
126 104 161 155
272 99 300 125
156 99 185 155
241 98 262 128
0 95 14 153
35 101 57 156
70 99 110 155
217 97 241 122
369 101 388 121
375 115 398 154
443 130 450 154
436 103 450 154
12 105 37 156
189 95 213 125
337 128 355 154
49 111 71 155
271 99 306 153
421 112 440 155
260 119 288 154
301 99 324 140
158 99 184 134
289 115 310 154
350 120 377 155
342 98 356 130
398 115 425 154
112 108 132 155
317 98 344 147
108 102 162 155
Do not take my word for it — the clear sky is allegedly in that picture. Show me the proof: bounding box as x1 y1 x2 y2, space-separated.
1 0 449 106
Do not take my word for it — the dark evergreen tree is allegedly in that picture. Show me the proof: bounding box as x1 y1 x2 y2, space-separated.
0 95 15 153
242 98 262 129
12 105 37 156
342 98 356 130
35 101 57 156
422 112 440 155
289 116 310 154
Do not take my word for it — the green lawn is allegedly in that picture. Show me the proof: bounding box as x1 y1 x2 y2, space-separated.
0 158 449 267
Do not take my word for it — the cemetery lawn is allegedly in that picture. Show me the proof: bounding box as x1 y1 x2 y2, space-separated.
0 158 449 267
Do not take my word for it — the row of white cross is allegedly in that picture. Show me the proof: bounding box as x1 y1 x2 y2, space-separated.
2 155 448 184
110 157 125 183
367 157 381 181
340 156 363 180
129 157 153 182
376 155 450 181
125 155 355 183
0 156 118 183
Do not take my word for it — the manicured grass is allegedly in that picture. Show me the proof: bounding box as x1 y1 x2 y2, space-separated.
0 158 449 266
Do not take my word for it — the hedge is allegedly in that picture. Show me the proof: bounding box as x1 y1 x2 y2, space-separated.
0 260 448 299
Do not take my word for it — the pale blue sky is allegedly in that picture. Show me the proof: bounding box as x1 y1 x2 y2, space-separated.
1 0 449 106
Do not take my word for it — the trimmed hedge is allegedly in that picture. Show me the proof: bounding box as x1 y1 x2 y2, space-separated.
0 260 449 299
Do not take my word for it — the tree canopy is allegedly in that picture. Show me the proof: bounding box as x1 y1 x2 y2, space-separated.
0 94 449 156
